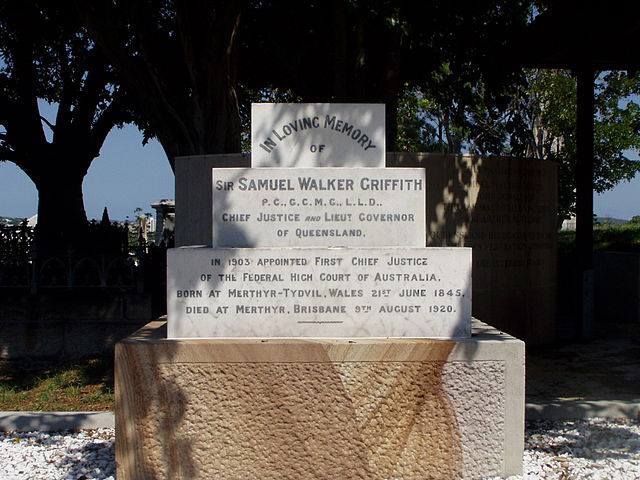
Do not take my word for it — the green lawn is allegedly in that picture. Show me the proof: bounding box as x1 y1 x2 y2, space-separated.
558 222 640 253
0 356 114 411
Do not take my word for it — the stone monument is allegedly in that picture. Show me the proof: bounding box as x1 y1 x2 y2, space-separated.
116 103 525 480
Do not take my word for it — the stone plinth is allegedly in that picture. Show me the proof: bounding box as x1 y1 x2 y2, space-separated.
116 320 524 480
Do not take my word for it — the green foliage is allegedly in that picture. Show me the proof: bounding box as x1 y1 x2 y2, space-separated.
559 222 640 253
629 216 640 224
522 70 640 220
395 75 524 155
396 68 640 223
396 86 439 152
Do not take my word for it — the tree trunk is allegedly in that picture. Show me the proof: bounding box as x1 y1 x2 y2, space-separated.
383 28 402 153
29 165 89 254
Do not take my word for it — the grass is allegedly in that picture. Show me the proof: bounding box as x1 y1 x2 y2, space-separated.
0 355 114 411
558 221 640 253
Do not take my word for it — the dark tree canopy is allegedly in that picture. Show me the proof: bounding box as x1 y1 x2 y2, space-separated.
0 0 130 252
7 0 636 238
238 0 532 150
78 0 244 169
75 1 532 159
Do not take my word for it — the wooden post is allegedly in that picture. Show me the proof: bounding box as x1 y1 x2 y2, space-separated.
575 67 594 339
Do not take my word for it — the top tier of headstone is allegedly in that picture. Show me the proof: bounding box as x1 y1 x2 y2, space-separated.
251 103 386 167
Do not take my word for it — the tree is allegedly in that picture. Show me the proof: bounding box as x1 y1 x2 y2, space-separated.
76 1 533 162
0 0 130 252
518 69 640 220
239 0 532 151
78 0 244 169
395 78 525 156
394 68 640 223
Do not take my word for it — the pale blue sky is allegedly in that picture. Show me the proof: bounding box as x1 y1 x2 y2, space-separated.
0 125 173 221
1 104 639 221
0 100 173 221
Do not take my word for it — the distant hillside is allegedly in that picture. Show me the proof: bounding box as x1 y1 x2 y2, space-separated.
595 216 628 225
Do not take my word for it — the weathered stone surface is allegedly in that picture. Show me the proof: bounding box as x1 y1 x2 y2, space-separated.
116 320 524 480
251 103 385 167
167 246 471 339
212 167 425 247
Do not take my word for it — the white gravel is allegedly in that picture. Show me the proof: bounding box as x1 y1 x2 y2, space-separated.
0 418 638 479
491 418 640 480
0 428 115 480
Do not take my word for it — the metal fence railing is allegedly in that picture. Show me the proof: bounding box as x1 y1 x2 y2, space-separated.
0 224 169 294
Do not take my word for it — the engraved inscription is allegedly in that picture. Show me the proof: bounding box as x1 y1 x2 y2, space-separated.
212 168 426 247
167 247 471 339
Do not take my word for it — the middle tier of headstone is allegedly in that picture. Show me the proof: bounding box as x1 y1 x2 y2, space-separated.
213 168 426 247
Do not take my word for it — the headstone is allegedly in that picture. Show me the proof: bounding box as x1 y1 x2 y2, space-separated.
212 167 426 247
121 105 524 480
168 102 472 339
251 103 385 167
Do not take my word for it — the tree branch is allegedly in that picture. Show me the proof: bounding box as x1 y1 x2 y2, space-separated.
86 88 130 159
40 115 55 134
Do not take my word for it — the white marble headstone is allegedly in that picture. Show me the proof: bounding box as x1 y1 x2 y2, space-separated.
251 103 385 167
212 168 425 247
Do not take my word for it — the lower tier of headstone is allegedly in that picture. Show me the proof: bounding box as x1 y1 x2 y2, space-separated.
168 246 471 338
115 319 524 480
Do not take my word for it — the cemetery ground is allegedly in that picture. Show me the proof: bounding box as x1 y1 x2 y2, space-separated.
0 223 639 478
0 328 638 480
0 355 113 411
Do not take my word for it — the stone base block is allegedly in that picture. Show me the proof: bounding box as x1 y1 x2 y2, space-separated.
116 320 524 479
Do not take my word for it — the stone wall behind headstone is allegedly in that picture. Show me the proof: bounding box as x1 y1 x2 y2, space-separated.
388 153 557 345
175 152 557 345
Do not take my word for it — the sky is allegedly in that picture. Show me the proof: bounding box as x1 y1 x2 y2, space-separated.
1 105 640 221
0 102 174 222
